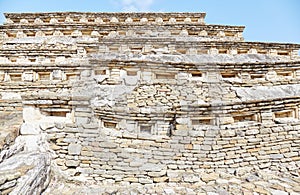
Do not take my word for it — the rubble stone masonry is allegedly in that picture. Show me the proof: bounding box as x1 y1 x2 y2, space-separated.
0 12 300 194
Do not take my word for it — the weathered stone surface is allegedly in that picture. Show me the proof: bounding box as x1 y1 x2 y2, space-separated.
20 123 39 135
201 172 219 182
68 144 82 155
1 11 300 195
140 163 164 172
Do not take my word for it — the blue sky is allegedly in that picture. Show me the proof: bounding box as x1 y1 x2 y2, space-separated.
0 0 299 44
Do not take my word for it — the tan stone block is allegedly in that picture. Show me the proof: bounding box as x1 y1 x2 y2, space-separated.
153 176 168 182
241 182 255 190
81 150 94 156
123 177 138 182
176 124 189 130
185 144 193 150
253 187 268 194
201 172 219 182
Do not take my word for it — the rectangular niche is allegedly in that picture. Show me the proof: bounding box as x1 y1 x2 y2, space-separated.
250 74 264 80
191 117 213 125
103 121 117 128
233 113 257 123
191 71 202 78
41 110 68 117
126 70 138 76
139 124 152 134
155 73 175 79
277 51 289 56
38 72 51 80
95 69 107 75
66 73 79 80
274 110 294 118
221 72 236 79
276 71 293 78
9 73 22 81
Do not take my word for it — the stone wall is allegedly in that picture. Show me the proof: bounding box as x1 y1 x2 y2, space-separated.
0 12 300 194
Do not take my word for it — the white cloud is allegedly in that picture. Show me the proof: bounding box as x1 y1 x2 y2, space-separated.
116 0 154 12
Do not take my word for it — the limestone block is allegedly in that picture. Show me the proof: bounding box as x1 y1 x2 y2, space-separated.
153 177 168 182
108 31 118 37
123 177 138 183
119 45 130 53
147 170 167 177
184 17 192 23
220 129 236 137
71 30 82 36
49 18 58 24
169 18 176 23
142 45 153 53
110 17 119 23
16 31 26 38
51 70 63 80
176 118 190 125
139 163 163 172
98 45 109 53
15 135 40 151
179 29 189 36
53 30 63 36
155 17 163 23
65 16 73 23
245 129 259 135
91 31 100 37
201 172 219 182
99 142 117 149
217 31 225 37
20 123 40 135
0 92 21 100
198 17 205 24
199 30 208 36
20 19 29 24
65 160 80 167
142 72 152 82
95 17 104 23
55 56 66 64
0 57 9 63
248 48 257 54
290 50 298 58
68 143 82 155
125 17 133 23
268 49 278 55
164 188 176 194
236 32 243 38
80 17 88 23
140 18 148 23
229 49 238 55
39 122 55 131
23 107 42 123
34 18 43 24
76 167 94 174
175 124 189 131
240 72 250 80
126 30 135 36
35 31 45 37
139 178 153 184
183 174 200 183
187 48 197 54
